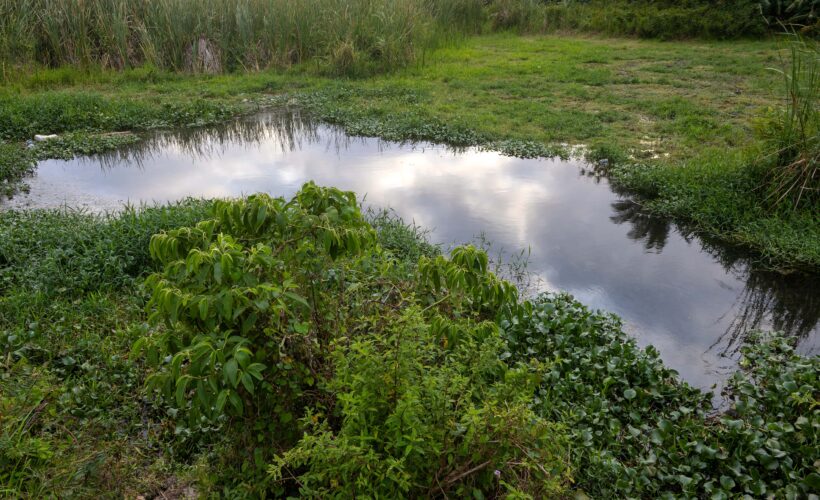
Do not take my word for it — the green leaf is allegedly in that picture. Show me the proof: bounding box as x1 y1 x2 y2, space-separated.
241 372 255 394
224 358 239 387
213 261 222 284
216 389 229 413
247 363 266 380
198 298 209 321
196 380 209 407
234 347 251 368
804 473 820 490
175 375 191 407
228 391 244 415
284 292 311 309
624 388 637 400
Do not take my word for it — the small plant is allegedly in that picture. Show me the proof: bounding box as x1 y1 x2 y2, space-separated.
136 183 377 425
270 309 570 498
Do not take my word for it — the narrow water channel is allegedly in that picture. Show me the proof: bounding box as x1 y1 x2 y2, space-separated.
5 109 818 390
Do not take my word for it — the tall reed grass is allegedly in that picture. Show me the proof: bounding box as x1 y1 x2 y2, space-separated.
0 0 806 77
760 32 819 209
0 0 486 75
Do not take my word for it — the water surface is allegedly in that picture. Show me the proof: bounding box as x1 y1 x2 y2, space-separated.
6 109 818 390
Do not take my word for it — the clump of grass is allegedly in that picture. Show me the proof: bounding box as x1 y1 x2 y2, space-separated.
0 143 35 198
0 92 238 141
759 32 819 210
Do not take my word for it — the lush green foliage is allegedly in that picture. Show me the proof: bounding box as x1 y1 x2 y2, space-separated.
0 201 212 295
502 294 819 498
760 0 820 30
137 185 377 423
0 203 218 496
135 184 570 496
1 185 817 496
27 132 140 161
529 0 818 38
504 0 769 39
1 293 154 497
612 152 820 271
270 308 569 498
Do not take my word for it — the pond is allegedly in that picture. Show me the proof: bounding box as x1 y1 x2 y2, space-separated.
5 109 818 391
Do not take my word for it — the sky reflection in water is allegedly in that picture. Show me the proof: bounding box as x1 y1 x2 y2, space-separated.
6 109 818 390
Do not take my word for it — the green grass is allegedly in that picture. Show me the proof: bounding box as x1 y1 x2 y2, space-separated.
0 202 215 496
0 33 817 270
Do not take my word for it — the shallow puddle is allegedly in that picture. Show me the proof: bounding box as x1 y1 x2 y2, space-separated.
5 109 818 390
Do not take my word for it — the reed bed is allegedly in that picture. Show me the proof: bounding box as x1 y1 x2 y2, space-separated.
0 0 811 76
0 0 486 75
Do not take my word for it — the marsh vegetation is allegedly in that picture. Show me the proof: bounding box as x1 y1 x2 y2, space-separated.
0 0 818 497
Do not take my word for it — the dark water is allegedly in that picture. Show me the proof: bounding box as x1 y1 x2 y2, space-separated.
5 109 818 390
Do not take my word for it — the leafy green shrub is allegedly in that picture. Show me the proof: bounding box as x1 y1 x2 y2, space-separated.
760 0 820 31
137 184 572 496
137 184 377 426
270 308 570 498
366 208 440 262
535 0 768 39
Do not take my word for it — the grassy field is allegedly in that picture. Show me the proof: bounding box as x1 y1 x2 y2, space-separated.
3 34 783 157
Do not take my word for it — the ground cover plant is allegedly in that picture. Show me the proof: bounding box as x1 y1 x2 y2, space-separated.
1 184 817 497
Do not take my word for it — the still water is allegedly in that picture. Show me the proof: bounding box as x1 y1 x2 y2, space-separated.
5 109 818 390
